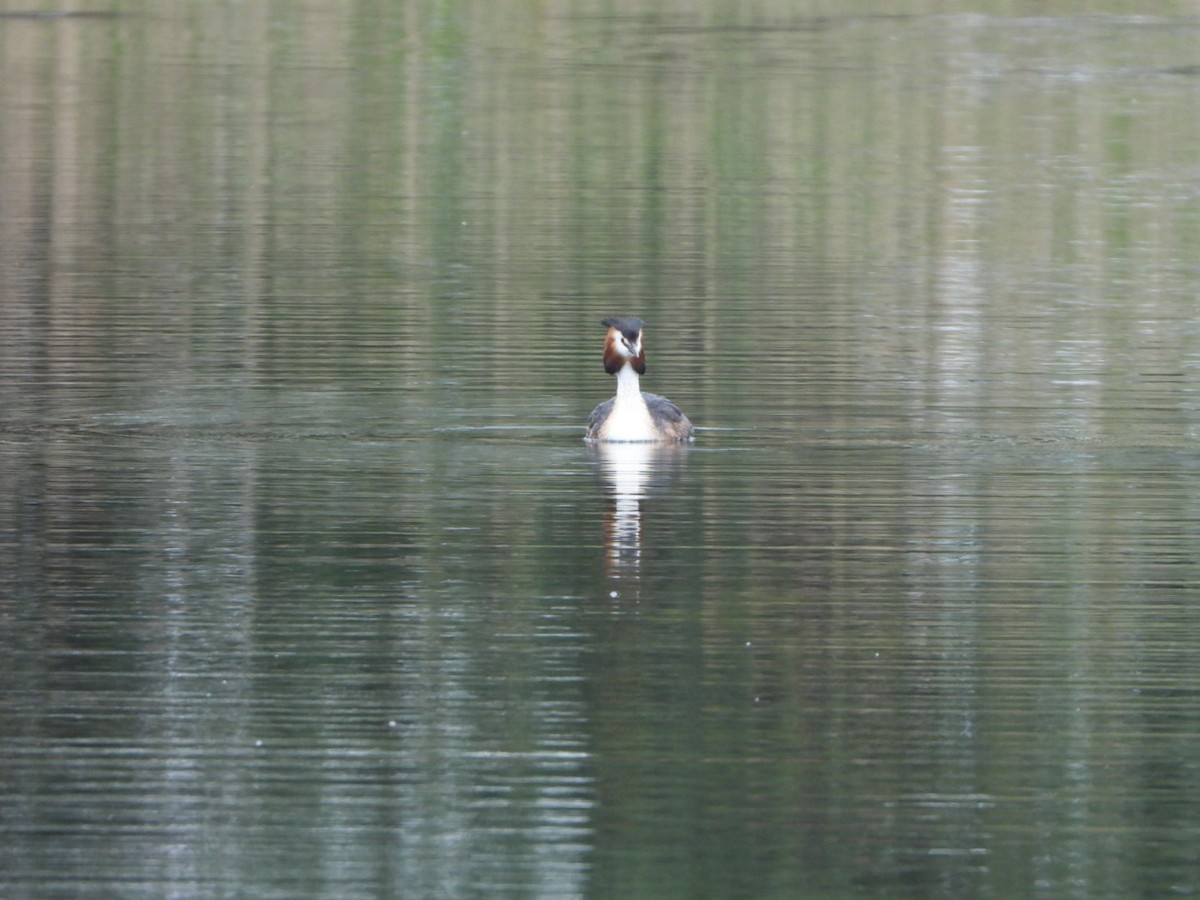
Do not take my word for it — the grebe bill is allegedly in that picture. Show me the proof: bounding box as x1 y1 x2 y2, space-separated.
585 316 695 443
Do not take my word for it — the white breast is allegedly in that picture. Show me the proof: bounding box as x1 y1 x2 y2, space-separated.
600 391 656 441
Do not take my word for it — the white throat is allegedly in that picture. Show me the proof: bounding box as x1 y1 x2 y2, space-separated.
603 364 656 441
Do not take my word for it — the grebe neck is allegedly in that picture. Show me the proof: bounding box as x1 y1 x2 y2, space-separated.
602 362 655 441
614 363 644 404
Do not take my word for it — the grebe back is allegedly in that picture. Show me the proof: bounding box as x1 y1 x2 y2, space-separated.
585 316 694 443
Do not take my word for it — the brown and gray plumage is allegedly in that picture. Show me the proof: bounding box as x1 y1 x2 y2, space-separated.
585 316 694 443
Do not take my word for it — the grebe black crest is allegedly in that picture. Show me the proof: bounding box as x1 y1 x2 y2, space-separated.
585 316 695 443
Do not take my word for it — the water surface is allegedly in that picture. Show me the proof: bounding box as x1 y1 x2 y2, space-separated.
3 2 1200 897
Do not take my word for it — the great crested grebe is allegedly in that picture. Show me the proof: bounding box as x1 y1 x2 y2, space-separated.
585 316 695 443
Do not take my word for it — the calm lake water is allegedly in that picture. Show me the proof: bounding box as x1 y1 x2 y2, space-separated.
3 2 1200 897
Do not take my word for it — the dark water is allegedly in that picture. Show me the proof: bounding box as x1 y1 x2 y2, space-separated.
4 3 1200 898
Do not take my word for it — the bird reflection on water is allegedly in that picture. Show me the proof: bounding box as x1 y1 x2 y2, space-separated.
589 441 690 599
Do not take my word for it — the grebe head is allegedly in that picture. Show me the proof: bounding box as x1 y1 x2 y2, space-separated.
601 316 646 375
